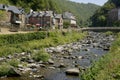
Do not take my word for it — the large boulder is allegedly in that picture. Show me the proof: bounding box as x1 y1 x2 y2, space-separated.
65 68 80 76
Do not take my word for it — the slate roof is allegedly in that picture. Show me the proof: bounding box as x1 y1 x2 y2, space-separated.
32 12 39 17
0 4 4 10
63 12 76 20
27 11 54 18
38 11 44 17
8 6 21 14
44 11 53 17
55 14 62 19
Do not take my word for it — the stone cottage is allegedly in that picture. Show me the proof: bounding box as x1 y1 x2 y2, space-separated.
63 11 77 28
0 4 25 30
54 14 63 29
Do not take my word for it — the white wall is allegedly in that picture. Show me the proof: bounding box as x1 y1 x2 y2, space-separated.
70 20 76 24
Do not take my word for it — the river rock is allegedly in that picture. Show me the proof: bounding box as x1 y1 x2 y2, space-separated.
27 63 39 69
65 68 80 76
23 68 31 72
78 56 83 59
48 67 56 69
83 48 90 51
58 63 66 68
48 59 54 64
39 64 46 68
7 55 12 59
18 64 24 68
21 52 26 55
33 75 44 78
0 57 6 62
27 59 35 63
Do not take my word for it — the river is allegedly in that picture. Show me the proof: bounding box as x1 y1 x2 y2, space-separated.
0 32 115 80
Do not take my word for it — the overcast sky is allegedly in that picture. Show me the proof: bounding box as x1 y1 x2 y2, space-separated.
70 0 108 6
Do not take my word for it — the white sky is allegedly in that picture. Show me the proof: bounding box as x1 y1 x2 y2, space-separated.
70 0 108 6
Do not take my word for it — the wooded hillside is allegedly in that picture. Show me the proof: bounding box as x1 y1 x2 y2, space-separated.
91 0 120 27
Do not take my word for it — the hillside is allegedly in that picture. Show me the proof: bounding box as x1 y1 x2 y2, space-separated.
0 0 100 26
91 0 120 27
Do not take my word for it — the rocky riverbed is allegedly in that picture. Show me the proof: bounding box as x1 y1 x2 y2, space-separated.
0 32 115 80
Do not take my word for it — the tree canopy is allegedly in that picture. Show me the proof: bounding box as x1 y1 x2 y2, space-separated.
90 0 120 27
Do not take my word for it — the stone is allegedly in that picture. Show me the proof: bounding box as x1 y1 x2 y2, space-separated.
7 55 12 59
18 64 24 68
48 59 54 64
27 59 35 63
54 47 63 53
0 57 6 62
27 63 39 69
83 48 89 51
71 56 76 59
103 46 110 51
33 75 44 79
39 64 46 68
48 67 56 69
66 68 80 76
78 56 83 59
58 63 66 68
63 56 69 59
68 52 72 55
21 52 26 55
31 68 38 72
20 57 29 62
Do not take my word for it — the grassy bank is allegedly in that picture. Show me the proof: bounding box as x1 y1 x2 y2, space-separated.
81 33 120 80
0 30 87 77
0 30 86 57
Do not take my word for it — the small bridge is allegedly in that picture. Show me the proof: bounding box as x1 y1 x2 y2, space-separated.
81 27 120 32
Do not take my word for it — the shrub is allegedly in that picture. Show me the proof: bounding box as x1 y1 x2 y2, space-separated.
8 59 20 67
104 31 113 36
0 31 46 46
0 63 11 77
32 50 50 62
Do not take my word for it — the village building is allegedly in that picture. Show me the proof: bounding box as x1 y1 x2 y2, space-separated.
0 4 25 31
62 12 77 28
27 10 63 30
0 4 77 31
108 8 120 26
54 14 63 29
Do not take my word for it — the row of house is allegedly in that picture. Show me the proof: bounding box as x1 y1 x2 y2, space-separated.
0 4 77 30
0 4 25 29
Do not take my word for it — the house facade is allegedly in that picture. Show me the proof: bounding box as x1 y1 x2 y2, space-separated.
0 4 77 31
7 6 25 29
63 12 77 28
27 11 58 30
108 8 120 26
0 4 25 30
54 14 63 29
